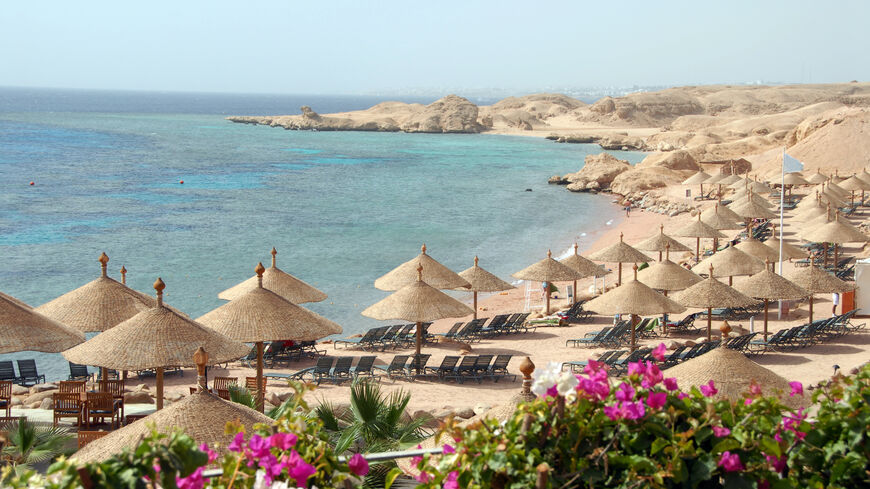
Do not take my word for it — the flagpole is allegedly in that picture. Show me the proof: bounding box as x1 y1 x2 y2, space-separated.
779 147 785 318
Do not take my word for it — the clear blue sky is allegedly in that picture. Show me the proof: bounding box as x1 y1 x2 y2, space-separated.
1 0 867 95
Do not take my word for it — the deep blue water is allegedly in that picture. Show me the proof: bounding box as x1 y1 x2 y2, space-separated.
0 88 642 380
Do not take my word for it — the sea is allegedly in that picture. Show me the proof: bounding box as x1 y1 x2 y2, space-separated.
0 87 643 381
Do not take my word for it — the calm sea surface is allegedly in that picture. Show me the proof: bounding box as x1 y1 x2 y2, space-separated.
0 88 642 380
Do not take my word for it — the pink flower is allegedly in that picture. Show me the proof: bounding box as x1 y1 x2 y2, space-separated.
603 405 622 421
545 384 559 398
443 471 459 489
652 343 666 362
410 455 423 467
348 453 369 476
646 392 667 410
628 361 647 376
789 381 803 397
663 377 678 391
749 382 762 396
415 471 432 483
584 360 605 375
248 434 271 459
623 401 646 420
677 392 689 400
615 382 636 402
285 449 316 487
718 451 744 472
700 380 718 397
269 432 298 450
642 362 663 388
442 444 455 454
712 426 731 437
199 443 218 463
176 467 204 489
744 398 753 406
765 453 786 473
228 432 245 452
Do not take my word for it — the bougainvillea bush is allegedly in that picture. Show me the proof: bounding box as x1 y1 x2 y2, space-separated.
410 346 869 489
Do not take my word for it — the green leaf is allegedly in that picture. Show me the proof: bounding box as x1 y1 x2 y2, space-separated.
384 467 403 489
651 438 669 455
688 454 715 488
711 439 741 455
759 437 781 457
722 473 753 489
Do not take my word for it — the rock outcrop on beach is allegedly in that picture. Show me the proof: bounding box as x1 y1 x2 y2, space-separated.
400 95 484 133
561 153 632 192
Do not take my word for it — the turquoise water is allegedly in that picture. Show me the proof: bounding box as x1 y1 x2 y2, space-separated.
0 89 643 380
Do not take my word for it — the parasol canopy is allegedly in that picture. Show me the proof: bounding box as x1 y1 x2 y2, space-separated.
0 291 31 310
786 263 855 295
805 171 828 184
718 174 743 186
374 244 470 291
587 233 652 264
673 266 758 340
218 248 327 303
700 205 743 231
560 244 610 278
513 250 587 283
584 267 686 317
703 173 726 185
734 265 808 301
781 173 810 186
727 198 777 220
735 238 780 262
634 225 692 255
682 171 712 185
456 256 515 318
673 215 726 240
0 293 85 354
692 246 765 278
637 249 702 292
801 214 868 244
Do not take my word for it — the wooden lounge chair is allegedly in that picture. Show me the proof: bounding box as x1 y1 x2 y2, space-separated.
77 430 109 449
98 379 125 420
16 359 45 386
58 381 86 394
0 381 11 417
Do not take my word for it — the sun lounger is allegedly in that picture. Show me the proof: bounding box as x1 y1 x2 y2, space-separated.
15 360 45 386
375 355 410 380
350 356 377 379
311 356 337 384
566 326 613 348
560 300 594 323
67 362 91 382
405 354 431 379
562 350 623 373
424 356 460 379
333 327 387 351
608 349 651 376
0 362 16 383
486 355 515 382
436 322 464 340
447 356 480 384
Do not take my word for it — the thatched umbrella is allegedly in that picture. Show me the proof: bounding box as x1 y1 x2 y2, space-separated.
731 191 775 209
805 171 828 185
801 212 868 267
734 261 808 341
0 291 31 310
747 180 773 194
363 265 473 369
797 198 829 222
218 248 327 303
375 244 470 291
587 233 652 286
1 293 85 354
735 238 780 265
63 278 249 409
765 224 806 261
683 171 712 197
634 225 692 261
584 265 685 351
718 174 743 186
729 176 752 190
692 246 765 286
455 256 515 318
637 246 703 293
728 195 777 237
704 173 726 185
198 263 343 411
72 348 272 462
513 250 585 314
701 204 743 231
838 175 870 207
786 256 855 322
673 214 725 260
36 253 154 333
781 172 809 187
830 170 845 184
826 181 850 197
673 266 758 341
559 244 609 304
664 346 805 409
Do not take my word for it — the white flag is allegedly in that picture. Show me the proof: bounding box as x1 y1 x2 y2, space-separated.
783 153 804 174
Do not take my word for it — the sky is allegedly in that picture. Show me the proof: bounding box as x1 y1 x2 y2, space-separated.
1 0 868 95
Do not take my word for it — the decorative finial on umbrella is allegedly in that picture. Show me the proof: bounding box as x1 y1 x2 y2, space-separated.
120 266 127 285
270 247 278 268
473 255 479 267
99 252 109 278
619 232 624 243
573 243 579 254
665 243 671 261
256 262 266 288
709 264 715 277
547 249 552 258
632 263 639 280
416 263 423 282
835 210 840 222
154 278 166 308
715 203 719 212
421 243 427 254
519 357 535 395
193 347 209 392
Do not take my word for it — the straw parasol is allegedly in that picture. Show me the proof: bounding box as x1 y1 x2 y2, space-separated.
0 291 31 310
218 248 327 303
1 293 85 354
363 265 473 368
837 175 870 207
584 265 685 351
797 199 829 222
587 233 652 286
786 256 855 322
513 250 585 314
735 238 780 264
198 263 343 411
728 176 752 190
374 244 470 291
701 204 743 231
663 345 805 409
634 225 692 261
559 244 609 305
692 246 765 285
36 253 155 333
731 191 775 209
718 174 743 186
673 214 725 260
673 265 758 341
805 171 828 184
734 260 808 340
728 195 777 238
637 246 702 292
455 256 515 318
704 173 726 185
765 224 806 261
683 170 712 197
801 212 868 266
73 348 272 463
781 172 809 187
63 278 249 409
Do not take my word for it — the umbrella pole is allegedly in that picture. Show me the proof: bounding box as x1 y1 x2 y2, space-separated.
546 289 551 315
630 314 637 352
808 295 814 323
256 341 264 413
101 367 108 386
156 367 164 410
696 237 700 261
729 276 733 286
658 251 662 262
707 307 712 342
823 243 829 267
473 291 478 319
834 244 839 267
763 299 769 341
572 280 577 305
415 321 423 374
618 263 622 286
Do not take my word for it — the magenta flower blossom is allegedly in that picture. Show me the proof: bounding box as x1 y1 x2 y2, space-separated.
198 443 218 463
663 377 678 391
248 434 271 459
348 453 369 476
615 382 636 402
646 391 667 410
584 360 605 375
700 380 718 397
285 449 316 487
744 398 753 406
642 362 663 388
789 381 803 397
228 432 245 453
677 392 689 400
443 471 459 489
623 401 645 420
269 432 298 450
628 361 647 376
176 467 204 489
765 453 787 472
415 471 432 483
442 444 456 454
712 426 731 437
652 343 667 362
603 405 621 421
718 451 744 472
749 382 762 396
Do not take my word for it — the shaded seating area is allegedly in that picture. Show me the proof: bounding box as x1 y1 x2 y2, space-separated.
748 310 865 355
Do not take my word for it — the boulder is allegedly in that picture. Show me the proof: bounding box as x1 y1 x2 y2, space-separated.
11 385 29 396
265 392 282 407
23 390 57 406
278 392 295 402
564 153 632 190
637 150 700 171
29 383 57 394
611 166 685 197
134 383 150 392
39 397 53 410
548 175 567 184
453 407 475 419
27 402 41 409
11 397 22 406
401 95 484 133
473 403 491 416
124 391 154 405
166 392 184 402
590 96 616 115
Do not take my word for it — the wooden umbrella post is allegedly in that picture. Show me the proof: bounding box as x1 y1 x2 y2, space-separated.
415 321 423 374
255 341 265 412
545 284 551 315
617 262 622 286
630 314 638 352
808 254 815 323
473 291 478 319
763 298 769 341
156 367 164 410
695 237 700 261
706 306 712 342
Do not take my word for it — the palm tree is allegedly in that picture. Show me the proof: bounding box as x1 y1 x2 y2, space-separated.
1 419 75 474
314 379 431 487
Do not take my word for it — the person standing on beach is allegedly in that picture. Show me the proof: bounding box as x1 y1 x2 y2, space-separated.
541 281 548 300
624 202 631 217
832 292 840 316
